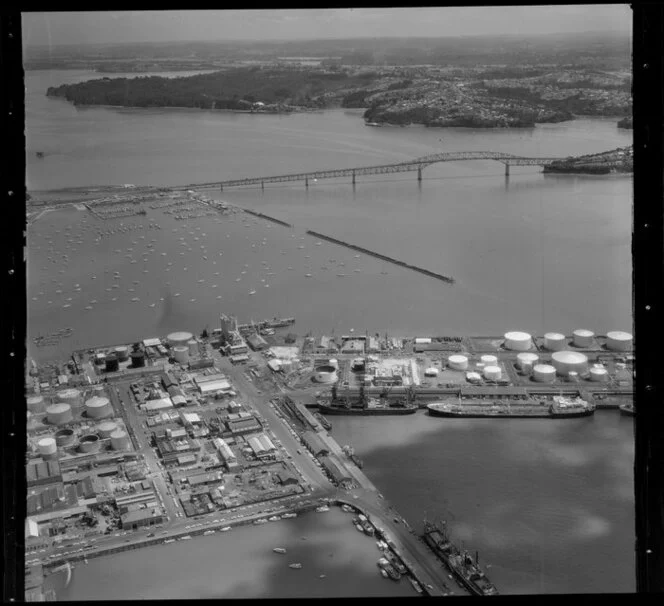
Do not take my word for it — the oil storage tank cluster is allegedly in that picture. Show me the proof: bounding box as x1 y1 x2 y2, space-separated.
78 434 101 454
572 329 595 348
168 331 194 347
55 428 76 447
447 355 469 371
85 396 113 419
504 331 533 351
543 332 566 351
173 346 189 365
314 364 338 384
606 331 633 351
27 395 46 413
110 429 131 451
551 351 589 377
57 388 82 408
47 403 73 426
37 437 58 460
533 364 557 383
97 421 119 438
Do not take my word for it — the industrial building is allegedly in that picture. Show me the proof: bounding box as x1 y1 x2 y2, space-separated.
196 378 232 395
275 470 299 486
229 353 250 364
247 433 277 459
26 459 62 488
226 416 262 436
246 333 268 351
185 470 224 488
212 437 238 469
121 507 164 530
319 455 354 489
301 431 330 457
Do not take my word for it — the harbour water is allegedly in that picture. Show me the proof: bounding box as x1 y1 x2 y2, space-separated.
44 509 415 600
26 69 634 596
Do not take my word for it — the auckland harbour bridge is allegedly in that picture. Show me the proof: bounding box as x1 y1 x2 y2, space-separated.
180 150 619 191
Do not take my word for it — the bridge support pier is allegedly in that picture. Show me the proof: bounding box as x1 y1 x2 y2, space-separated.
220 184 223 192
261 181 264 191
305 178 309 189
417 168 422 182
352 171 356 186
504 163 510 177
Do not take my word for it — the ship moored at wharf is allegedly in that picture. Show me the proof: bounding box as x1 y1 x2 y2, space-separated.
316 385 418 416
427 394 596 419
422 520 498 596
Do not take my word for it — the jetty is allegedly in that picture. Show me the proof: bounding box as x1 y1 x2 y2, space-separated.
240 208 293 228
305 230 455 285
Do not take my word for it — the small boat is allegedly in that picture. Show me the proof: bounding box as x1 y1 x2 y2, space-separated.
315 506 330 513
203 530 215 536
281 513 297 519
220 526 232 532
380 569 389 578
273 547 287 554
355 523 364 532
289 563 302 569
174 293 181 297
179 535 191 541
305 273 312 278
164 539 175 544
249 290 256 295
131 297 140 302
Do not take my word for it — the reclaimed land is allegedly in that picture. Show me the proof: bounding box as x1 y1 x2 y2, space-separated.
305 229 455 285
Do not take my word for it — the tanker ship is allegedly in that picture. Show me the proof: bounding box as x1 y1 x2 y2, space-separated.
422 520 498 596
427 394 595 419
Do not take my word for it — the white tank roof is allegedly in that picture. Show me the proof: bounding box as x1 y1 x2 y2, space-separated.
448 354 468 362
533 364 556 373
573 329 594 337
168 331 194 343
86 396 110 407
544 332 565 340
551 351 588 365
517 353 539 361
504 331 532 341
606 331 632 341
590 367 608 374
47 403 71 413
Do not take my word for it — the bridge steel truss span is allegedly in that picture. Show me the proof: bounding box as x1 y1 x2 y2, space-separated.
187 150 609 191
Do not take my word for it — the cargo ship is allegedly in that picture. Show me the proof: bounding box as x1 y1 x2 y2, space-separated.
422 520 498 596
427 395 595 419
317 386 417 416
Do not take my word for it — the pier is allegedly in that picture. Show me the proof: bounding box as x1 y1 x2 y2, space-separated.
306 229 455 284
239 207 293 228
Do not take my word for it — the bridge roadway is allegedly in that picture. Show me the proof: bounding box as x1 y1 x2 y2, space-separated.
180 150 603 191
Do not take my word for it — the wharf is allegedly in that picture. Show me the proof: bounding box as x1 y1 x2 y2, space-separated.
305 230 455 285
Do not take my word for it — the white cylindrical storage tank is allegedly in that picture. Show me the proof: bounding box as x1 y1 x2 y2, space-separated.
47 403 73 425
55 428 76 447
187 339 198 355
480 355 498 366
544 332 566 351
38 437 58 458
114 346 129 361
328 358 339 370
57 388 82 407
314 365 338 384
521 361 534 375
27 395 46 413
110 429 131 451
167 331 194 347
85 396 112 419
551 351 589 377
516 353 539 369
78 434 101 454
572 329 594 348
589 367 609 382
97 421 119 438
606 331 633 352
448 354 469 371
533 364 556 383
173 346 189 365
483 365 502 380
504 331 533 351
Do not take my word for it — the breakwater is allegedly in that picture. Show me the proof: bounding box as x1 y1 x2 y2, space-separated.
305 230 455 285
241 208 293 228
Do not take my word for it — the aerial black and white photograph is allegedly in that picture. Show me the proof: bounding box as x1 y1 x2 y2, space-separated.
20 6 635 599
